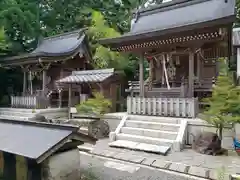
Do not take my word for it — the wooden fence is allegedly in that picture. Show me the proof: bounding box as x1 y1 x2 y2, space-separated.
127 96 199 118
11 96 49 109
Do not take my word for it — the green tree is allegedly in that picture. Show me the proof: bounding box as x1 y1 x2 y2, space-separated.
0 27 8 54
0 0 39 54
203 58 240 140
87 11 130 70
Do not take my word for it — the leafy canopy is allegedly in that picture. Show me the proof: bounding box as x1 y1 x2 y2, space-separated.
87 11 129 70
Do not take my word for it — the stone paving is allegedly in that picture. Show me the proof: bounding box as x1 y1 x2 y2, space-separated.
79 138 240 180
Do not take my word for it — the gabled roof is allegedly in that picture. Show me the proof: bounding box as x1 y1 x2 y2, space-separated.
56 68 115 83
0 29 92 66
100 0 235 47
0 119 96 163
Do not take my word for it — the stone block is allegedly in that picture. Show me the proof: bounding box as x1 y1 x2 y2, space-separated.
125 155 145 164
188 166 208 178
151 160 171 169
141 158 155 166
109 132 116 142
169 162 188 173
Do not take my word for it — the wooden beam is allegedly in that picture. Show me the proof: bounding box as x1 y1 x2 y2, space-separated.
139 55 145 97
188 50 194 97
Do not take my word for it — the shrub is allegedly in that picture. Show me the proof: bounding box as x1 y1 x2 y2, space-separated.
76 92 112 118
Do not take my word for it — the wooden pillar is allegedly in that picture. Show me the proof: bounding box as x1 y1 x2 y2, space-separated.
68 84 72 119
78 85 82 103
22 71 27 95
42 70 47 96
188 50 194 97
139 55 145 97
197 53 201 81
58 90 62 108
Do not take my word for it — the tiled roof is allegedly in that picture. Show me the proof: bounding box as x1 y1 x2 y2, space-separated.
0 119 96 163
0 29 88 64
100 0 235 46
57 68 114 83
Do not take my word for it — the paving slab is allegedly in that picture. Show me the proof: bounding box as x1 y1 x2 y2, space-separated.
109 140 139 148
151 159 171 169
141 158 156 166
188 166 209 178
169 162 189 173
135 142 170 155
124 155 146 164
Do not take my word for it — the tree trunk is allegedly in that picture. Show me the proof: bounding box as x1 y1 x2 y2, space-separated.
219 124 223 141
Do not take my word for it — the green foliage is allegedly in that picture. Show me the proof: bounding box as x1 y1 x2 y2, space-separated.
76 92 112 117
0 0 39 54
87 11 129 70
203 58 240 139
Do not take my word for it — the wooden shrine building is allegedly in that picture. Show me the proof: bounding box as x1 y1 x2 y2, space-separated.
0 29 92 109
100 0 236 117
56 68 124 115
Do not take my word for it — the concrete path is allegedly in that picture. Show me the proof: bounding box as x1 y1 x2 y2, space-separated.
79 151 208 180
79 138 240 180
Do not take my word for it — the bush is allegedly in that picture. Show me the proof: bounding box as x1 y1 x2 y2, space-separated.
76 92 112 118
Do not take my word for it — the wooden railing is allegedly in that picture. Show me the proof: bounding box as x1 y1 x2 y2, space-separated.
11 95 49 109
127 96 199 118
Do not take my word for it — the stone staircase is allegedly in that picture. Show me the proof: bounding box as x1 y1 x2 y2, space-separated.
109 115 187 155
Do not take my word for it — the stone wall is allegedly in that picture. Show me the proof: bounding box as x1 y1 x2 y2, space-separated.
44 149 80 180
38 108 68 120
186 118 234 150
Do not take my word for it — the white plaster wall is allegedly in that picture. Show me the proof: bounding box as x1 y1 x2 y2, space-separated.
186 119 234 150
46 149 80 180
237 48 240 79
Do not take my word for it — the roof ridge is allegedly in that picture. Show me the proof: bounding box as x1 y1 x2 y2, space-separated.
42 28 87 41
137 0 209 15
0 118 79 131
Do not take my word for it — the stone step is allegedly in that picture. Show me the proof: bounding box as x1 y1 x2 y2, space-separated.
0 114 30 121
120 127 178 140
109 140 170 155
0 110 35 117
116 133 174 147
125 120 180 131
127 115 180 124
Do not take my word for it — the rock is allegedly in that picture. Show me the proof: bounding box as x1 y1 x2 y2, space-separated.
192 132 221 155
88 120 110 139
30 114 51 123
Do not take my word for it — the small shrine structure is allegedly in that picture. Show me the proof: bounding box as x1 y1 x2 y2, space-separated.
0 29 92 109
100 0 235 117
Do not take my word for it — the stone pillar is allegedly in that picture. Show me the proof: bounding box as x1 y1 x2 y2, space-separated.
139 55 145 97
188 51 194 97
